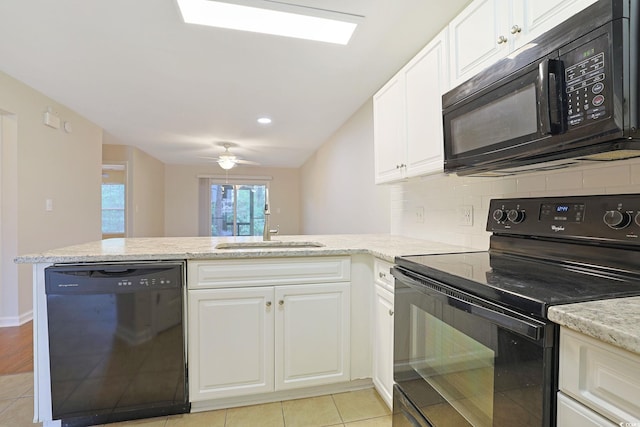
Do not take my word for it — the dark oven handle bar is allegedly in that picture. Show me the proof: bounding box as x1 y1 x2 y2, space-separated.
392 267 546 342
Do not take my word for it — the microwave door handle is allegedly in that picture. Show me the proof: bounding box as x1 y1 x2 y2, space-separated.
538 59 564 135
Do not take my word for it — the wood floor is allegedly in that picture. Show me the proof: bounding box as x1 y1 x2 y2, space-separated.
0 321 33 375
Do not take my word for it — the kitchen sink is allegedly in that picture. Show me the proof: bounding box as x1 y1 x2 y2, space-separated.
215 241 325 250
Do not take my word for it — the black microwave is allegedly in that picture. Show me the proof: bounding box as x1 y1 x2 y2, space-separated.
443 0 639 176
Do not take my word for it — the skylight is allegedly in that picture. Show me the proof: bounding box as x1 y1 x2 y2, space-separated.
176 0 359 45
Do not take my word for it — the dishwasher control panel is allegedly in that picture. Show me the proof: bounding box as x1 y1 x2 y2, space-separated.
45 261 185 294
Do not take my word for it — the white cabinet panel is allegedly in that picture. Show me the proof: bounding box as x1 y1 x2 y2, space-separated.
449 0 509 86
559 327 640 425
373 76 406 184
557 392 617 427
405 31 448 177
275 283 350 390
189 287 274 401
373 29 448 184
373 284 394 408
449 0 598 86
515 0 598 48
188 257 350 289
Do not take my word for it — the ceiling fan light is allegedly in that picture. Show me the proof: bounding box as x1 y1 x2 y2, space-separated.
218 156 237 170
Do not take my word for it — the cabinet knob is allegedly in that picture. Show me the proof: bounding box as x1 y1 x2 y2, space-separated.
497 35 508 44
379 271 387 279
279 300 284 306
510 25 521 34
266 301 272 307
389 309 394 316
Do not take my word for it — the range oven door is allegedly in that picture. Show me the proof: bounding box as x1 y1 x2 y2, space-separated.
392 267 556 427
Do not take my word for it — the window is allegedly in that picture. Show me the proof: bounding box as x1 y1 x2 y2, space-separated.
102 164 126 238
199 178 269 237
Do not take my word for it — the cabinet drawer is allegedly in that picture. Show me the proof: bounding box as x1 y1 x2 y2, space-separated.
557 392 617 427
559 327 640 424
188 257 351 289
374 258 394 292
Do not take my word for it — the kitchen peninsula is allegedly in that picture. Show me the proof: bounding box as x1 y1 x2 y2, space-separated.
16 234 468 426
16 234 640 426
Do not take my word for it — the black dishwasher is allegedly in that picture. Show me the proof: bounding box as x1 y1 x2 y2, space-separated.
45 262 189 427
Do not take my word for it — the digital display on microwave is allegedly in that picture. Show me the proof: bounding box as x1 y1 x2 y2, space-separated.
539 203 585 222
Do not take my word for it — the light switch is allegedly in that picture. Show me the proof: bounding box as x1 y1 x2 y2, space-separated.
45 199 53 211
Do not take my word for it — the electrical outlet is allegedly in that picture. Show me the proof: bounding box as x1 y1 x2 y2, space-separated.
458 205 473 226
415 206 425 223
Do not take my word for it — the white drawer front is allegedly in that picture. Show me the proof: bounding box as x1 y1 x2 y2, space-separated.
188 257 351 289
559 328 640 425
557 392 617 427
374 258 394 292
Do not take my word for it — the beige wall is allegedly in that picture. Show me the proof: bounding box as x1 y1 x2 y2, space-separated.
165 164 301 237
1 70 103 326
103 144 166 237
300 100 390 235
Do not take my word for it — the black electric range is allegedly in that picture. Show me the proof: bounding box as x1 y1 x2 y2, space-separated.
391 194 640 427
396 194 640 320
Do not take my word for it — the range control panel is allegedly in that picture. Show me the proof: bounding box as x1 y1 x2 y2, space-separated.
488 194 640 243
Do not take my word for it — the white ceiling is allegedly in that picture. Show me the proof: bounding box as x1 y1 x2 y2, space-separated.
0 0 471 168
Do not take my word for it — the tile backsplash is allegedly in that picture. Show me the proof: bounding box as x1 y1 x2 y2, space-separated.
391 158 640 250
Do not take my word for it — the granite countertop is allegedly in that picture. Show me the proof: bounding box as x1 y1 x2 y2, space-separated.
548 297 640 355
14 234 472 264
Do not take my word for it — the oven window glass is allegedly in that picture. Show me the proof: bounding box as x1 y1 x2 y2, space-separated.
410 307 495 426
451 84 538 154
394 285 547 427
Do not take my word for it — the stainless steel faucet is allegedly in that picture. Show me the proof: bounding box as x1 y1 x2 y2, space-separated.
263 191 279 241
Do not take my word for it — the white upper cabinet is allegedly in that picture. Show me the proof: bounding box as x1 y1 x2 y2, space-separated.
513 0 599 49
373 76 406 183
374 29 449 184
405 31 449 177
449 0 510 88
449 0 598 87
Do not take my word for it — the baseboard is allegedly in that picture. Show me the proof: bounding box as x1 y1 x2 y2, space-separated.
190 378 374 412
0 310 33 327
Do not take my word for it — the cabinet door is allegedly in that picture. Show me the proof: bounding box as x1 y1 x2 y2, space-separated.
275 283 350 390
404 29 448 177
373 75 406 184
188 287 274 401
513 0 598 49
373 285 394 409
449 0 509 87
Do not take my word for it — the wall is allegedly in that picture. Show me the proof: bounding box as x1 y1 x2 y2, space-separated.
391 159 640 250
300 100 390 235
103 144 166 237
164 164 301 237
1 70 103 326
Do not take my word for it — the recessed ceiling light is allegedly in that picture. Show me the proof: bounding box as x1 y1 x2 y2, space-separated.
177 0 359 45
257 117 272 125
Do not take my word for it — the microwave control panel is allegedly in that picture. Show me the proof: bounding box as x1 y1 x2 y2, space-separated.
562 33 611 128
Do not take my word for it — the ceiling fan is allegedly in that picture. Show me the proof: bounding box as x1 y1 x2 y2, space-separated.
201 143 259 170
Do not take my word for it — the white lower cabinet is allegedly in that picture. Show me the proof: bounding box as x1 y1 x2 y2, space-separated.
188 257 351 403
373 284 394 408
189 287 275 400
372 258 394 408
557 392 617 427
558 327 640 426
275 283 350 390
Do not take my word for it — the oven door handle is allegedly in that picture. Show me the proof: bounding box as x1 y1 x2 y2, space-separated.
394 269 545 341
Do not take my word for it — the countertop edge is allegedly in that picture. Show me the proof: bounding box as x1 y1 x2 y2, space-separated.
548 297 640 355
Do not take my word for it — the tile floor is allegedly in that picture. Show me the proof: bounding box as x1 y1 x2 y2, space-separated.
0 372 391 427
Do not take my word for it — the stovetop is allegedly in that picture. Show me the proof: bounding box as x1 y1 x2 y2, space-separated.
395 194 640 319
395 250 640 319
